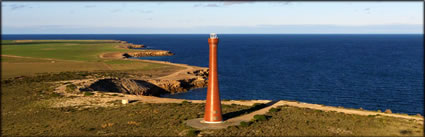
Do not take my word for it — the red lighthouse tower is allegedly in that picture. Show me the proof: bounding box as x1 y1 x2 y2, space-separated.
203 33 223 123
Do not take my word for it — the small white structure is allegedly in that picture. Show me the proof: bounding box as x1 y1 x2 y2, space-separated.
122 99 129 104
210 33 218 39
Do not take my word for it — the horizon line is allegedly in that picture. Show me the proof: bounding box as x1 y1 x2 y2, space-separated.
2 33 424 35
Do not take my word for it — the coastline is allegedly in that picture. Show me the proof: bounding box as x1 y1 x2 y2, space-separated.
53 40 423 122
3 39 423 120
95 42 209 95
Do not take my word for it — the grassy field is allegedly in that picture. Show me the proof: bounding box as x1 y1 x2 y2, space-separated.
211 106 423 136
2 40 129 61
1 72 422 136
1 40 183 79
0 72 246 136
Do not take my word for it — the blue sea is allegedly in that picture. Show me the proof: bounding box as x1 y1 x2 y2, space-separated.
2 34 424 115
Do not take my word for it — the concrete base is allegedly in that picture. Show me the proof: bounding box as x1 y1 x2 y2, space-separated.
185 101 281 130
185 118 242 130
201 120 224 124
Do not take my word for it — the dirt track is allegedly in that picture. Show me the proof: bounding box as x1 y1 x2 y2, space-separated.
99 52 207 80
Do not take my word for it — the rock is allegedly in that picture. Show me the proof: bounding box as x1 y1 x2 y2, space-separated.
147 79 187 93
122 99 129 104
84 78 167 96
118 43 145 49
384 109 392 114
192 77 208 88
83 77 207 96
191 69 209 79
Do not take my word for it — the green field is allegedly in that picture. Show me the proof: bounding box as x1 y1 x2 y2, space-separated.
1 40 183 79
2 40 130 61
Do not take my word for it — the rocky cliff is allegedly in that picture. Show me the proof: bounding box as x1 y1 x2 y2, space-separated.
123 50 174 58
118 44 145 49
79 69 208 96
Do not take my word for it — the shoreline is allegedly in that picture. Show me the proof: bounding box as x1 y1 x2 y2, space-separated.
54 40 424 122
96 44 209 95
52 80 425 123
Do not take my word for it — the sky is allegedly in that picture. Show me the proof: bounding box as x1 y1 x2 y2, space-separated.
1 2 423 34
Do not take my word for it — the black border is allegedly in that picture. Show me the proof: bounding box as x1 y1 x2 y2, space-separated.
1 0 424 1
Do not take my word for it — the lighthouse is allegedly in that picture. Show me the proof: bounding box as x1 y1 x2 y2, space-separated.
203 33 223 123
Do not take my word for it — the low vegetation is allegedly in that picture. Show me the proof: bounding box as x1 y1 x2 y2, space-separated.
65 84 77 93
239 121 252 127
252 114 268 121
268 107 280 113
1 40 131 61
1 40 183 79
181 100 191 104
1 72 250 136
83 92 95 96
209 105 423 136
2 71 423 136
186 129 200 136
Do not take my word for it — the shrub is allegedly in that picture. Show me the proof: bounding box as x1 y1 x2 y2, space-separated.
268 108 280 113
400 130 413 135
253 114 267 121
252 103 263 107
240 121 251 127
65 84 77 93
50 92 62 98
384 109 392 114
84 92 94 96
87 128 96 131
181 100 191 104
186 129 200 136
252 103 266 109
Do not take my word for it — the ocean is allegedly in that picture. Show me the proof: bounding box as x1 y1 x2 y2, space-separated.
2 34 423 115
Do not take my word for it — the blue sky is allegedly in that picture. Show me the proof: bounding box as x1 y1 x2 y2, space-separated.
1 2 423 34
